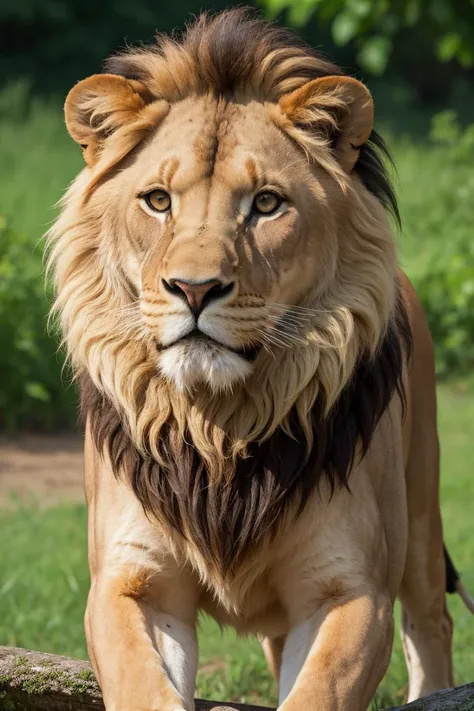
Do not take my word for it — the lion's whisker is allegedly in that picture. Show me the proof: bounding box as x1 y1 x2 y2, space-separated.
267 329 307 346
258 339 276 360
265 312 311 328
257 327 303 350
266 310 313 323
255 329 287 350
265 319 308 340
274 315 309 328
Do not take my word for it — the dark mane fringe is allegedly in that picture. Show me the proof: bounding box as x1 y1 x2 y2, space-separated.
104 7 399 224
82 294 411 576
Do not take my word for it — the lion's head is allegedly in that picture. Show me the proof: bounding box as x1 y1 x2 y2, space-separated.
48 9 408 573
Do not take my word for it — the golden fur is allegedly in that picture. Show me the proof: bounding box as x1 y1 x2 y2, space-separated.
47 10 462 711
48 13 396 484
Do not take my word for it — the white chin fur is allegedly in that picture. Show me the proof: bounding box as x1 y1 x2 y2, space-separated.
158 340 253 392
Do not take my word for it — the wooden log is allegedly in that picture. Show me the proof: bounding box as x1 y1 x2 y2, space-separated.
0 647 268 711
385 685 474 711
0 646 473 710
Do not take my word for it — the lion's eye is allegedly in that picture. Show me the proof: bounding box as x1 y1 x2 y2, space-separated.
144 189 172 213
252 191 282 216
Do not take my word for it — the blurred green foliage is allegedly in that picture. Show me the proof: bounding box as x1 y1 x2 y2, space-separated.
1 0 473 111
0 81 80 430
417 243 474 378
413 112 474 378
0 216 75 430
262 0 474 75
0 0 247 93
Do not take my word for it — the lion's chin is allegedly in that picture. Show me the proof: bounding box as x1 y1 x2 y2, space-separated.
158 339 254 393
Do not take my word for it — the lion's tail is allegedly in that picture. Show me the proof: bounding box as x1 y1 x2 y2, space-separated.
444 545 474 614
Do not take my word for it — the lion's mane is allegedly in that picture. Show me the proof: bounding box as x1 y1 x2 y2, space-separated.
48 9 411 576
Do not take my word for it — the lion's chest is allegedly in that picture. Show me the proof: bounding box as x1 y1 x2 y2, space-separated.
198 574 289 638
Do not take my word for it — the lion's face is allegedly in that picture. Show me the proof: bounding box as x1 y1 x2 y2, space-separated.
52 23 396 427
100 95 344 391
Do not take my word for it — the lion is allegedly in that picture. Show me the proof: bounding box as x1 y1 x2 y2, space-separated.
47 9 473 711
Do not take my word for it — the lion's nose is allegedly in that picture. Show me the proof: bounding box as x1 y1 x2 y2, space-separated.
162 278 234 315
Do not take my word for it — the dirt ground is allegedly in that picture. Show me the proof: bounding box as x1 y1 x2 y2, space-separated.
0 432 85 506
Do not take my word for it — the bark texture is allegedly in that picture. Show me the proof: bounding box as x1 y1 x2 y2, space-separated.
1 647 473 711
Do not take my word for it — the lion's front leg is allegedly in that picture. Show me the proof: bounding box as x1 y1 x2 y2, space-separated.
84 426 199 711
86 569 198 711
278 586 393 711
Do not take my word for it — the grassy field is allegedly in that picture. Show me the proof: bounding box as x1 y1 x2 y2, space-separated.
1 384 473 709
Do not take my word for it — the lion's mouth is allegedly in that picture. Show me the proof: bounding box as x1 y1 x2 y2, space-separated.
157 330 261 362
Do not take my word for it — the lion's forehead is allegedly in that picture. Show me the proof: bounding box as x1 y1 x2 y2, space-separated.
135 96 293 197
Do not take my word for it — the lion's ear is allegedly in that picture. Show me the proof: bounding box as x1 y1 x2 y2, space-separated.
279 75 374 172
64 74 152 166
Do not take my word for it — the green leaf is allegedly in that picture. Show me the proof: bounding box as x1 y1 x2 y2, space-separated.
349 0 372 19
332 11 360 46
25 382 51 402
259 0 290 19
288 0 320 27
437 32 462 62
357 35 392 75
458 42 474 68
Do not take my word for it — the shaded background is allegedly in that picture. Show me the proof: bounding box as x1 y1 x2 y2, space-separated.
0 1 473 708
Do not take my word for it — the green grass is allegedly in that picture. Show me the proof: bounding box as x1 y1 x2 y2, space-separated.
0 83 82 239
394 134 474 283
1 383 473 709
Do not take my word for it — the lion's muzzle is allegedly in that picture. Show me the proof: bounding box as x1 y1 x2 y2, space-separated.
162 277 234 317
